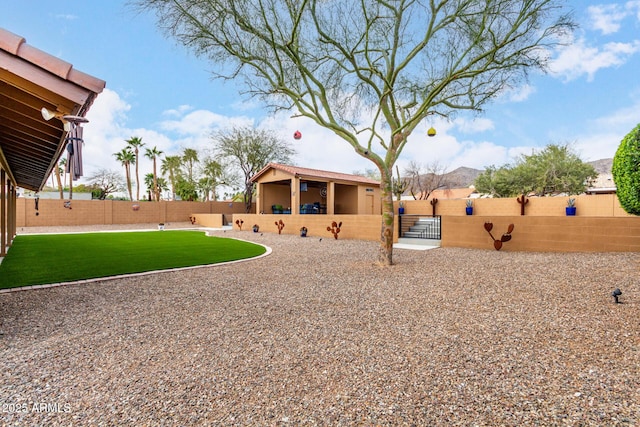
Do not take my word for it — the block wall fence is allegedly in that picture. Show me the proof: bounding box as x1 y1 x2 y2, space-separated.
399 194 631 217
233 194 639 252
16 198 251 228
15 195 640 252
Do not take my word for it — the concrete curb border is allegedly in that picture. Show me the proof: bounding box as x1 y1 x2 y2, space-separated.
0 228 271 294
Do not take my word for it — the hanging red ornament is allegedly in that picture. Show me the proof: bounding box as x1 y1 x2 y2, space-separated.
293 130 302 140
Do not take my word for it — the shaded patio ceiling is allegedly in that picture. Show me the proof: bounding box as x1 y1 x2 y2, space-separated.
0 28 105 191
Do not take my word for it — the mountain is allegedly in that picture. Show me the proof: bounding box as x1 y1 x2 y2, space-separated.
450 159 613 187
442 166 483 188
413 159 613 189
588 158 613 175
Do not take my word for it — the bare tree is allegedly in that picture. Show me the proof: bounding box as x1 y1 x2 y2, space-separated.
405 160 450 200
137 0 574 265
212 126 295 212
87 169 125 200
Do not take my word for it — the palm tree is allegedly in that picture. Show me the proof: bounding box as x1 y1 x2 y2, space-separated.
161 155 182 200
200 158 224 201
114 147 135 200
182 148 199 183
145 146 164 201
144 173 169 200
126 136 145 201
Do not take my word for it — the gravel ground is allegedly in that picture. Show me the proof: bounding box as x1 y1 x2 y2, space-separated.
1 224 639 426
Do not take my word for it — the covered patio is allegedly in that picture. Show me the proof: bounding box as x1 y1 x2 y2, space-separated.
0 27 105 255
252 163 381 216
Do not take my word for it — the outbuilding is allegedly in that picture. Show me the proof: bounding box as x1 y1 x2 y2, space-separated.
251 162 381 216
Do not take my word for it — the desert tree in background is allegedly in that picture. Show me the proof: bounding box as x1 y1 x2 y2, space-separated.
137 0 574 264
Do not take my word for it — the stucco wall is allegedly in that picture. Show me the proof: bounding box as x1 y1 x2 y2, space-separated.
231 214 386 242
262 184 291 213
15 195 640 253
16 199 250 227
442 216 640 252
398 194 632 217
335 184 358 214
233 211 640 253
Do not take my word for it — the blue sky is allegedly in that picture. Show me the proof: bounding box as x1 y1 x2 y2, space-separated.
2 1 640 190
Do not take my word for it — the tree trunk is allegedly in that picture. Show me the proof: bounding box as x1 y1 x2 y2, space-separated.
244 183 253 213
378 169 395 266
68 168 73 200
135 149 140 201
126 167 133 201
55 167 63 199
152 159 159 201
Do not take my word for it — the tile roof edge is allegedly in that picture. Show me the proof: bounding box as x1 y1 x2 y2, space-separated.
0 27 105 94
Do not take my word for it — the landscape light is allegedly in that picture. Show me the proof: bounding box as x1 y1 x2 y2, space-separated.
612 288 622 304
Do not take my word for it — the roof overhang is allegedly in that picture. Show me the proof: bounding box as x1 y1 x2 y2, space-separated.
0 28 105 191
251 162 381 187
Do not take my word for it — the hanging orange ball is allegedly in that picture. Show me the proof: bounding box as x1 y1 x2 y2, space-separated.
427 127 436 137
293 130 302 140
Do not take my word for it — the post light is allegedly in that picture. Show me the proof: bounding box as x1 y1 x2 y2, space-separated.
612 288 622 303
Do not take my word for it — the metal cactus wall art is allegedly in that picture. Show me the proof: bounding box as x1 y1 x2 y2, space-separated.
275 219 285 234
327 221 342 239
430 198 438 216
484 222 515 251
235 219 244 230
517 194 529 216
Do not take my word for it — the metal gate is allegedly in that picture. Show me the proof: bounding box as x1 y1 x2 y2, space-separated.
398 215 441 240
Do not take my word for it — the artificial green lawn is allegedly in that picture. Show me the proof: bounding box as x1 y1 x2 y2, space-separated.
0 231 266 289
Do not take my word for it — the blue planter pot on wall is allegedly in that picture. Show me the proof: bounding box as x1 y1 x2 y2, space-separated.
466 207 473 215
398 207 405 214
566 207 576 216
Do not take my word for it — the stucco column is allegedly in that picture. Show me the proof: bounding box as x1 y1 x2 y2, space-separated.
255 183 262 213
327 181 335 215
291 177 300 215
8 182 16 246
1 169 6 255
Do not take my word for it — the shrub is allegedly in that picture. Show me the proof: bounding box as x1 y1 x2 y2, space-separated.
612 123 640 215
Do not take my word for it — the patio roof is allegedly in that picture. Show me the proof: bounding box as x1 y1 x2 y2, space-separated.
251 162 381 186
0 27 105 191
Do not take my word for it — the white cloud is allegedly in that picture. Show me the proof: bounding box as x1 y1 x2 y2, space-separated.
397 119 513 172
588 4 627 34
573 99 640 161
231 98 262 112
454 117 495 134
258 113 374 174
503 84 536 103
159 110 252 136
162 105 194 117
549 37 640 81
627 0 640 20
79 85 632 198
